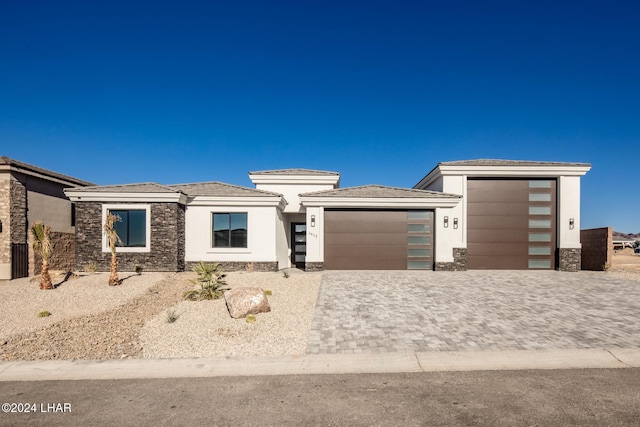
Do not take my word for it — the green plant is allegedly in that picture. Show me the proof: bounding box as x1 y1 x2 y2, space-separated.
85 261 98 273
103 213 122 286
282 270 290 279
245 314 256 323
135 265 143 275
38 310 51 317
165 308 179 323
264 289 272 296
31 222 53 290
183 262 229 301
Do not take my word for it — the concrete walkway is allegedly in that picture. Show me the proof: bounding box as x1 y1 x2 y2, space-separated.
1 348 639 381
307 270 640 354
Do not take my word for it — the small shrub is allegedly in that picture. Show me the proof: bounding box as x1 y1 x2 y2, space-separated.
183 262 229 301
603 263 612 272
85 261 98 273
245 314 256 323
283 270 290 279
38 310 51 318
135 265 143 275
264 289 273 296
165 309 179 323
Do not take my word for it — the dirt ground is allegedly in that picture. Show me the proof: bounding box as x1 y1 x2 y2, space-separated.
612 247 640 265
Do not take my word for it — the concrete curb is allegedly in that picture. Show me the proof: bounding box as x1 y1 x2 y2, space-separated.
0 348 638 382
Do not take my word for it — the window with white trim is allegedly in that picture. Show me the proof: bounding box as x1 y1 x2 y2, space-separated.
102 205 151 252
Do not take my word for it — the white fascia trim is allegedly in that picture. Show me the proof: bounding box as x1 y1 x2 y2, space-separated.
416 165 591 189
65 191 187 204
249 174 340 186
187 196 286 209
300 197 461 208
438 165 592 177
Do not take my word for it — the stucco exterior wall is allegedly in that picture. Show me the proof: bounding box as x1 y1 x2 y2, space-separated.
558 175 582 249
184 205 278 264
305 206 323 265
254 183 335 213
27 190 74 234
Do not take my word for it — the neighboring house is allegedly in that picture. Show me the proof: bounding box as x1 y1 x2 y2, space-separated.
0 157 93 280
64 159 591 273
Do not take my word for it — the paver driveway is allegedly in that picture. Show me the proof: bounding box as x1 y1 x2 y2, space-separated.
306 270 640 354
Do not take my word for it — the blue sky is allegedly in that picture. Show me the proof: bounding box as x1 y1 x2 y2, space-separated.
1 1 638 232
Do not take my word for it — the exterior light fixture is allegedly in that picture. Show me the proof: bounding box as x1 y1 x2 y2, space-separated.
0 220 2 232
569 218 575 230
453 218 459 229
444 216 449 228
311 215 316 227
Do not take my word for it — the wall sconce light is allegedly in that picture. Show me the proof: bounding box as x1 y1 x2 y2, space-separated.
569 218 574 230
444 216 449 228
0 220 2 233
453 218 459 229
310 215 316 228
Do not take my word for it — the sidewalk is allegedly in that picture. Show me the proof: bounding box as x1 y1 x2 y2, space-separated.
1 348 639 382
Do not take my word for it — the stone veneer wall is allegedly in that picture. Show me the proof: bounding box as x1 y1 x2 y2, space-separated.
434 248 467 271
185 261 278 272
32 231 76 274
75 202 185 272
0 180 10 265
304 262 324 272
10 179 27 245
580 227 612 271
558 248 581 272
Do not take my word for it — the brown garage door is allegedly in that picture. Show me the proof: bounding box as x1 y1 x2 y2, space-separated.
467 179 556 270
324 210 433 270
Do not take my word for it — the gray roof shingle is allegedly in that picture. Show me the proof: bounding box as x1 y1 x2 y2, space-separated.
439 159 592 167
169 182 282 197
0 156 94 186
301 184 460 198
249 168 340 176
67 182 181 193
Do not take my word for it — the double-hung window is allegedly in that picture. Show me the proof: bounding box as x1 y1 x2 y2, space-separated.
213 213 248 248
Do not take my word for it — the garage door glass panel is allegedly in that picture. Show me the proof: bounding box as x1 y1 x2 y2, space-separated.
529 259 551 268
529 180 553 188
529 206 551 215
408 249 430 257
529 193 551 202
408 261 431 269
408 236 431 245
408 211 431 219
529 246 552 255
529 232 551 242
529 219 552 228
408 224 430 232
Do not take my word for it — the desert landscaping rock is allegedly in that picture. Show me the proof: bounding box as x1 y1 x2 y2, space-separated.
224 287 271 318
140 271 322 358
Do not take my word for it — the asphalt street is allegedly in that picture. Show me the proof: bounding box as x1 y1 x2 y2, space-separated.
1 368 639 426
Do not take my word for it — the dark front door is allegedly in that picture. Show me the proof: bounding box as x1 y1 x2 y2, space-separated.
291 223 306 269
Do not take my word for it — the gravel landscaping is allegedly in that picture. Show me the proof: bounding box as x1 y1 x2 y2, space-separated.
0 269 321 361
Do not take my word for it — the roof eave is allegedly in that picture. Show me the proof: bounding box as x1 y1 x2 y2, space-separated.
64 190 188 204
300 196 461 208
187 196 287 209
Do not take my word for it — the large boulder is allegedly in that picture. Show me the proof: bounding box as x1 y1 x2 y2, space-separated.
224 287 271 319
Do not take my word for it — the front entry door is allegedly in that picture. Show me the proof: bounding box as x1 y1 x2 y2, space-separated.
291 223 306 269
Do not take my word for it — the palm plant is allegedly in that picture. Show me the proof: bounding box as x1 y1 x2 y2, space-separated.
31 222 53 290
183 262 229 300
103 213 122 286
